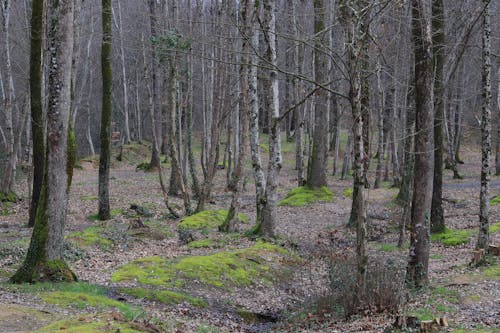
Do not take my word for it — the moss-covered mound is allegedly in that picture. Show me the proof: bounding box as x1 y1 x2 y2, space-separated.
37 313 145 333
491 195 500 206
177 210 248 243
431 228 472 246
5 282 143 320
278 186 334 207
68 225 115 250
121 287 207 308
112 242 296 295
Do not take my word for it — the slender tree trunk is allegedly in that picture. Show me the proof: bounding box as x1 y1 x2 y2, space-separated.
147 0 161 170
28 0 45 227
113 0 130 144
221 0 250 232
495 67 500 175
307 0 329 189
341 131 353 180
98 0 112 221
254 0 281 238
0 0 17 198
374 59 384 189
406 0 434 289
431 0 445 233
12 0 76 283
477 0 491 251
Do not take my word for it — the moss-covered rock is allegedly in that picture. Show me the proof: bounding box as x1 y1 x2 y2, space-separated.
177 210 249 243
112 242 295 290
278 186 334 207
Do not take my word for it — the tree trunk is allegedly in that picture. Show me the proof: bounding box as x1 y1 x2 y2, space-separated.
28 0 45 227
221 0 250 232
307 0 328 189
253 0 281 238
406 0 434 289
98 0 113 221
374 59 384 189
477 0 491 251
0 0 17 199
430 0 445 233
495 67 500 175
11 0 76 283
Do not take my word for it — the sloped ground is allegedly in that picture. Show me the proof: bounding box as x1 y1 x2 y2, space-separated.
0 142 499 332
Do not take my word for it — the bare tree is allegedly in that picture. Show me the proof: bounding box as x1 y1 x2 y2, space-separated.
406 0 434 288
11 0 76 283
476 0 491 251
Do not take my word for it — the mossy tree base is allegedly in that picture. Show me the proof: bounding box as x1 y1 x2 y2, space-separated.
278 186 334 207
11 259 77 284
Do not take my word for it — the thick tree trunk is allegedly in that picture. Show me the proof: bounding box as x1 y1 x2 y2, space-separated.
28 0 45 227
477 0 491 251
307 0 328 189
11 0 76 283
98 0 113 221
431 0 445 233
406 0 434 289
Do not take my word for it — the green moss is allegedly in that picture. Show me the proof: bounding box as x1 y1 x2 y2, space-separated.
430 254 444 260
489 222 500 233
112 242 293 289
375 243 401 252
408 307 434 321
430 228 471 246
342 187 353 198
121 287 207 308
490 195 500 206
451 329 500 333
278 186 334 207
86 208 122 221
80 195 98 201
430 287 460 303
188 239 215 248
68 226 114 249
177 210 248 232
483 264 499 278
0 191 17 203
37 315 144 333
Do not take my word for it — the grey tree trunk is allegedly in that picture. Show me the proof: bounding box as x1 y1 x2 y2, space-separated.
406 0 434 289
254 0 281 238
374 59 384 189
98 0 113 221
307 0 329 189
431 0 445 234
477 0 491 251
0 0 17 198
12 0 76 283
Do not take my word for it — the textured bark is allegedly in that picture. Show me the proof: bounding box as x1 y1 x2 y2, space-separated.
477 0 491 251
431 0 445 234
307 0 329 189
374 60 384 189
98 0 113 221
495 67 500 176
253 0 281 238
220 0 250 233
0 0 17 197
28 0 45 227
12 0 76 283
147 0 161 170
406 0 434 289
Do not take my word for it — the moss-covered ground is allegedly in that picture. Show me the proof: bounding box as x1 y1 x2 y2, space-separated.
112 242 294 290
177 209 249 233
278 186 334 207
430 228 472 246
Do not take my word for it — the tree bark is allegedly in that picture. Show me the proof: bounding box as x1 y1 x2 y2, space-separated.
430 0 445 233
406 0 434 289
307 0 329 189
98 0 113 221
477 0 491 251
12 0 76 283
28 0 45 227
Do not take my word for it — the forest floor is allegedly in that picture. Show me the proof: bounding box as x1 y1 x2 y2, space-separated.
0 139 499 333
